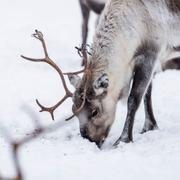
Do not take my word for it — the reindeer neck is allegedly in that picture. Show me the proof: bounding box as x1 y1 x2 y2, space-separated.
90 0 138 100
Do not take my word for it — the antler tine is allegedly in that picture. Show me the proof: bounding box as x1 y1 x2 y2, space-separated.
21 30 73 120
63 44 91 76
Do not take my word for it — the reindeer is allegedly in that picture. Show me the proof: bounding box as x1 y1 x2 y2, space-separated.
79 0 106 44
79 0 180 70
22 0 180 148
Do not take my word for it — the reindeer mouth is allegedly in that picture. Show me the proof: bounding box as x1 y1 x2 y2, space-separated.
80 126 107 148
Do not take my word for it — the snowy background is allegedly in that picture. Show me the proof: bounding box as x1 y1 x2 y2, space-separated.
0 0 180 180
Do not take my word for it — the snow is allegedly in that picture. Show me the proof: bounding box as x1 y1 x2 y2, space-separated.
0 0 180 180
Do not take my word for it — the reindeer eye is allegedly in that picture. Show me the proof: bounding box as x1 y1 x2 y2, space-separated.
91 108 99 118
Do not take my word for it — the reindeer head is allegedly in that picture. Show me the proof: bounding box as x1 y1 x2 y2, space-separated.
22 30 116 147
69 71 115 147
66 46 117 147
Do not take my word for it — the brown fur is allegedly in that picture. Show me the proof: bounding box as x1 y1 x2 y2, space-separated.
166 0 180 13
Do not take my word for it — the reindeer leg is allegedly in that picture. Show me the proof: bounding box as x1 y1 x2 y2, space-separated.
141 83 158 133
114 42 158 145
163 45 180 70
79 0 90 66
79 0 90 45
163 57 180 71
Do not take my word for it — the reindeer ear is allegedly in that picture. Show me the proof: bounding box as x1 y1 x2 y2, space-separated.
68 74 81 89
93 73 109 95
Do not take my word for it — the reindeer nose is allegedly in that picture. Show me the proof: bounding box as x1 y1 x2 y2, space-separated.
80 128 89 139
80 128 105 148
96 138 105 148
80 128 95 143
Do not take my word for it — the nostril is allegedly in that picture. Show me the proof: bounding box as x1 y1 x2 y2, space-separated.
80 128 88 139
96 138 105 148
101 139 105 144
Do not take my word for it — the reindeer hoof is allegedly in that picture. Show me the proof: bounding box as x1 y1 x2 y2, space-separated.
113 136 132 147
141 123 158 134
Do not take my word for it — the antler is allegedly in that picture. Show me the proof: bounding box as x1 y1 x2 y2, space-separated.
63 44 91 75
21 30 92 121
64 44 92 120
21 30 73 120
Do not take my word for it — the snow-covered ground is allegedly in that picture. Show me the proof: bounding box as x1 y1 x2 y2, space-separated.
0 1 180 180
